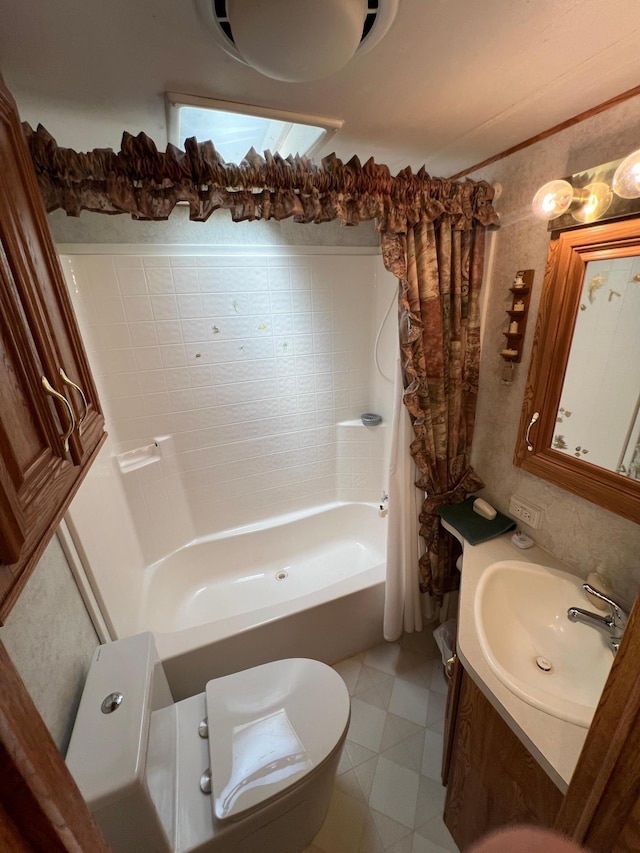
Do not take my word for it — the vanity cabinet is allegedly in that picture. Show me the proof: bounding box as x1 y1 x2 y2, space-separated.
443 662 563 849
0 77 105 620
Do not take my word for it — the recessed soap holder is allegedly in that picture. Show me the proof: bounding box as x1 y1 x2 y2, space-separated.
361 413 382 426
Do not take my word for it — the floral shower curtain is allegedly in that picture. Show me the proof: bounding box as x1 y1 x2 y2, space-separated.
25 124 498 609
381 217 488 603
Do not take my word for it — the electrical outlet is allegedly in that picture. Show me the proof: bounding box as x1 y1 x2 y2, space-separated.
509 495 542 529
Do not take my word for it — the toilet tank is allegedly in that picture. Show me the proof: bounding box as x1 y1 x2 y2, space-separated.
66 632 175 852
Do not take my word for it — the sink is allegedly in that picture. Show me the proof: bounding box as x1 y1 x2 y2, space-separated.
474 560 613 727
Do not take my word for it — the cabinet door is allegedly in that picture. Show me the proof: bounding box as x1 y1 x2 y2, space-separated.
444 668 563 849
0 79 104 467
441 652 462 785
0 78 106 620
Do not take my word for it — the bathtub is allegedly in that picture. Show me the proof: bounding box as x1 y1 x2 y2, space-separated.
137 502 386 699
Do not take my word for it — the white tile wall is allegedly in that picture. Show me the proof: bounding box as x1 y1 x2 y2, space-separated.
62 250 397 559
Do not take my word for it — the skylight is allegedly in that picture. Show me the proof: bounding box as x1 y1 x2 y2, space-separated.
166 93 342 164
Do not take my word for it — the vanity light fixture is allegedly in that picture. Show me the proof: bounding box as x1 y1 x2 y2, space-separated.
532 148 640 228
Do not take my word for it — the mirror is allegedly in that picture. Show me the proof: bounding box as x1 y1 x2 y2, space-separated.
514 217 640 523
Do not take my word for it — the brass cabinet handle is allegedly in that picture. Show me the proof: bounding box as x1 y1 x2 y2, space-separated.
42 375 75 452
59 367 88 436
525 411 540 451
445 654 457 681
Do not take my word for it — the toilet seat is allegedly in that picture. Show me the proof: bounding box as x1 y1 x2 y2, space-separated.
205 658 350 822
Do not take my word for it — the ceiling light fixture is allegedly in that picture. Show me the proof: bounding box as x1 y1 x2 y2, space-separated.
195 0 399 82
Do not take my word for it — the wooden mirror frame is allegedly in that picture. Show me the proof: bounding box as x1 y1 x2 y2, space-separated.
514 217 640 524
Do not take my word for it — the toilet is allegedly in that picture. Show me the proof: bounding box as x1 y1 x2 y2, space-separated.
66 633 350 853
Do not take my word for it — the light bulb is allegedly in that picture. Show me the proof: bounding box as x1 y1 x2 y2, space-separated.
531 180 575 220
571 182 613 224
612 149 640 199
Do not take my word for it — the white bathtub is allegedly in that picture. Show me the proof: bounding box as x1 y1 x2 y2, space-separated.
137 502 386 699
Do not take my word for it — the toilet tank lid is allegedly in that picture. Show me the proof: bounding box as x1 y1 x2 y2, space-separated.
205 658 350 821
66 633 158 810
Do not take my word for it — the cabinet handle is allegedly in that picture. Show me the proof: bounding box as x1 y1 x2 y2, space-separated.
445 654 457 681
42 375 76 452
525 411 539 451
59 368 88 436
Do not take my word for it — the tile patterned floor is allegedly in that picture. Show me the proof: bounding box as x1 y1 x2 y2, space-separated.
304 631 460 853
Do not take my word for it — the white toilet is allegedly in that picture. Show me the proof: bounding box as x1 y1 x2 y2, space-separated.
66 633 350 853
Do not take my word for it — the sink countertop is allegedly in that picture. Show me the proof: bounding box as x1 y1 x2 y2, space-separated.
447 523 591 793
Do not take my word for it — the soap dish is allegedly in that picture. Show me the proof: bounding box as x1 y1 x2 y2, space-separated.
361 413 382 427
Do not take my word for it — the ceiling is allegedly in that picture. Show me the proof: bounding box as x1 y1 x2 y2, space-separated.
0 0 639 177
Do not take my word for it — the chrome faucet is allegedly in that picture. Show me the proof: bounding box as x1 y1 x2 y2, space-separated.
567 583 629 654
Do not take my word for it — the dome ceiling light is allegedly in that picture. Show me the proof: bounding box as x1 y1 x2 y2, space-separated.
195 0 399 82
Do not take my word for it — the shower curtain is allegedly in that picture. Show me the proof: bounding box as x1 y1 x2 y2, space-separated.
383 353 424 640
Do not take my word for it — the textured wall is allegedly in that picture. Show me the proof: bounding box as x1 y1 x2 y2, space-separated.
469 93 640 604
0 536 99 753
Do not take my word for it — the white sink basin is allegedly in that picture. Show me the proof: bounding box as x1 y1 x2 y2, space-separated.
474 560 613 727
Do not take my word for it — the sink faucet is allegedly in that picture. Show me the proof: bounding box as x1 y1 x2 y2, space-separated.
567 583 629 654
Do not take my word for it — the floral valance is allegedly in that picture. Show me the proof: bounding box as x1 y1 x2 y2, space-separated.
24 124 499 235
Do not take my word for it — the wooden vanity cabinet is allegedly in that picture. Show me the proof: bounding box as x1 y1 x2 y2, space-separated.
0 77 105 621
443 662 563 850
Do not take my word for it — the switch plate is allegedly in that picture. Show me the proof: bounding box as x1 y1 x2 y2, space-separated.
509 495 542 529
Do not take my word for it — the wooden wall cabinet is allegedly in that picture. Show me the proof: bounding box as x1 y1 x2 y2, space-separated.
443 663 563 850
0 77 105 621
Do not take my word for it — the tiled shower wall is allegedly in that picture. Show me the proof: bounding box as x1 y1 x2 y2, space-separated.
62 249 396 562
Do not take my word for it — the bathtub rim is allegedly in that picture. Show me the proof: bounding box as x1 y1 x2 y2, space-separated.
144 499 382 571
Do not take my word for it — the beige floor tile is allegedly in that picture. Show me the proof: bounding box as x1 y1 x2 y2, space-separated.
313 788 368 853
428 716 445 735
334 656 364 695
426 691 447 728
381 729 425 773
411 837 451 853
363 642 404 675
414 775 446 828
369 756 420 828
356 677 396 711
337 745 353 774
355 664 395 694
414 815 459 852
428 660 449 696
336 767 369 802
386 835 415 853
370 808 413 848
348 698 387 752
421 729 445 781
396 660 434 689
389 678 430 726
358 812 385 852
353 754 378 799
345 739 378 767
379 711 423 751
399 629 440 659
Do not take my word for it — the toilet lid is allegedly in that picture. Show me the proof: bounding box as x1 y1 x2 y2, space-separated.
205 658 350 821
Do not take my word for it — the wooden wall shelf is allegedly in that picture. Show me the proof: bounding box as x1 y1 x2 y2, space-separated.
500 269 535 363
